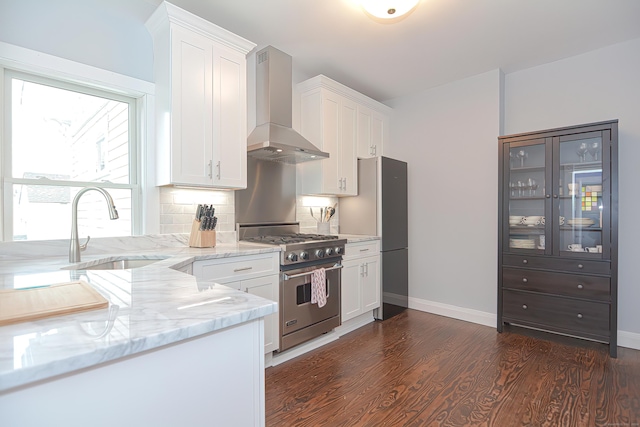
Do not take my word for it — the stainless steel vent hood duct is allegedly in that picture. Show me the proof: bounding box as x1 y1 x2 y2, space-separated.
247 46 329 164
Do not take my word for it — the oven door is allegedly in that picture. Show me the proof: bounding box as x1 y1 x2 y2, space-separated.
280 261 341 339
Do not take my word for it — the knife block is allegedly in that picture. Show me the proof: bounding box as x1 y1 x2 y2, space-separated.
188 220 216 248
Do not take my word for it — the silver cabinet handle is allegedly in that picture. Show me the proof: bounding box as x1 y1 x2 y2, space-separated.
208 160 213 178
522 304 528 310
283 264 343 280
577 284 584 289
522 277 528 283
360 264 365 277
578 264 584 269
343 177 347 191
233 266 253 272
216 161 221 180
577 313 583 319
364 262 368 277
360 248 370 252
522 259 528 264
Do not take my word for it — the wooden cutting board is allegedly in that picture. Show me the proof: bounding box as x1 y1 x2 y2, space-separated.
0 280 108 326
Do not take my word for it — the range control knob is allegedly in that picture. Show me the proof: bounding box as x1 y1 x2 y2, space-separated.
286 253 298 262
335 247 343 255
325 248 334 256
315 249 325 258
299 251 309 260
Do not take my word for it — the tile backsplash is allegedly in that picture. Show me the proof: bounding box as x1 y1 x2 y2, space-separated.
159 188 341 236
159 187 235 234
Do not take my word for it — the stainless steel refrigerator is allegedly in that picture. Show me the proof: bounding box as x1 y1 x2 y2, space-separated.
339 156 408 320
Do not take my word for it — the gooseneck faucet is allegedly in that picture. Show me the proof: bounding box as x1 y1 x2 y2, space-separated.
69 187 119 263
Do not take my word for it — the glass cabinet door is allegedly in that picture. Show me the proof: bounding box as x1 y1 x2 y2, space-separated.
554 131 608 258
504 139 549 253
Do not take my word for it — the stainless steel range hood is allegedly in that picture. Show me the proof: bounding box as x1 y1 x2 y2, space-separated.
247 46 329 164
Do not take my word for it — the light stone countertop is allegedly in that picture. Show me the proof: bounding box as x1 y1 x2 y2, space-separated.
0 234 280 393
0 232 379 393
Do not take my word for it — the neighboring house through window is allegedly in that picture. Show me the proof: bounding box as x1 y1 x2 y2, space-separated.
2 70 140 241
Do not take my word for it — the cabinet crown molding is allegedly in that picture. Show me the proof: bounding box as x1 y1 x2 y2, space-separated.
145 1 256 54
297 74 393 114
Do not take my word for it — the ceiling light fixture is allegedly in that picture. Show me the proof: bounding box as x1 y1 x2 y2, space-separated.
361 0 420 21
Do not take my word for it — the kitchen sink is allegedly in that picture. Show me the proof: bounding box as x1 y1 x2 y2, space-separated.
63 257 169 271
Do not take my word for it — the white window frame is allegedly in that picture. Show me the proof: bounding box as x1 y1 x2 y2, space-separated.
0 42 158 241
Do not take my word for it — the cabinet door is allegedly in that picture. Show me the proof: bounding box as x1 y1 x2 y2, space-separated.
371 112 384 157
242 275 279 353
170 26 214 186
341 259 363 322
211 44 247 189
357 106 372 158
340 98 358 195
553 130 610 259
502 138 551 254
357 106 385 159
361 256 380 311
321 91 342 194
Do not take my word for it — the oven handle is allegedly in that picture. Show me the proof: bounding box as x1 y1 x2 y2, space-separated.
283 264 343 280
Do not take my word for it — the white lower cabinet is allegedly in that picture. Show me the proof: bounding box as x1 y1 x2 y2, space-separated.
193 253 279 353
243 275 279 354
341 241 381 323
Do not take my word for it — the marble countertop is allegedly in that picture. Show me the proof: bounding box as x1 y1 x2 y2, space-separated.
0 234 280 393
0 232 379 392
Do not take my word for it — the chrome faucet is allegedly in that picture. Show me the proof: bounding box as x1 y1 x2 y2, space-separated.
69 187 119 263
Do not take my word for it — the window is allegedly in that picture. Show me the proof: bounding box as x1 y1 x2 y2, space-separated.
2 70 139 241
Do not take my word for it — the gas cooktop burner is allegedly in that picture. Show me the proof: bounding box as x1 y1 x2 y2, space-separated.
243 233 339 245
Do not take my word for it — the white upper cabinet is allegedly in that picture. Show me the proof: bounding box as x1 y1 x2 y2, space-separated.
146 2 255 189
357 105 388 159
297 75 391 197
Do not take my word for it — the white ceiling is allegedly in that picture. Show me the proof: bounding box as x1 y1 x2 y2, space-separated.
135 0 640 103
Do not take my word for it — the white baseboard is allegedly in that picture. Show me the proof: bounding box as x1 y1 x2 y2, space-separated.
408 296 640 351
408 297 496 328
268 330 340 367
618 330 640 351
267 312 377 367
335 311 375 336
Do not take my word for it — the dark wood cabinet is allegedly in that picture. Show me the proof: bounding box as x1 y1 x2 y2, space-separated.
498 120 618 357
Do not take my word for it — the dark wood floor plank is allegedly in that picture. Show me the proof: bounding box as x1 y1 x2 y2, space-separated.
265 310 640 427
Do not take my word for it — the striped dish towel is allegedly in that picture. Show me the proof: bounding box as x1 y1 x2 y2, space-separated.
311 268 327 308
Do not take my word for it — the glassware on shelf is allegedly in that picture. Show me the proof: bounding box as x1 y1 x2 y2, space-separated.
588 141 600 161
528 178 538 196
576 142 588 162
516 150 528 167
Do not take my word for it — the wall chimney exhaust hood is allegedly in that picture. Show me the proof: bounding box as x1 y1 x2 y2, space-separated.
247 46 329 164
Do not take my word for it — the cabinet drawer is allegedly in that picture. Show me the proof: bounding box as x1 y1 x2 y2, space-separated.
344 241 380 261
502 268 610 301
502 290 610 340
503 254 610 275
193 254 278 283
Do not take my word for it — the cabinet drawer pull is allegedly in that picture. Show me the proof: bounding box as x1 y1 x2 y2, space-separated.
577 284 584 289
577 313 583 319
578 264 584 269
522 259 528 264
233 267 253 273
522 277 528 283
522 304 528 310
360 248 370 252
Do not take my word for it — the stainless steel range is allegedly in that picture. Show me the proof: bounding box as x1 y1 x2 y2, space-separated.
238 223 346 352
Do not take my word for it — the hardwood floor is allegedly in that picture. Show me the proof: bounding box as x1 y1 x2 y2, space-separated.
265 309 640 426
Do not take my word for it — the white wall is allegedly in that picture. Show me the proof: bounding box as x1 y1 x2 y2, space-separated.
0 0 154 82
504 37 640 335
386 69 502 315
